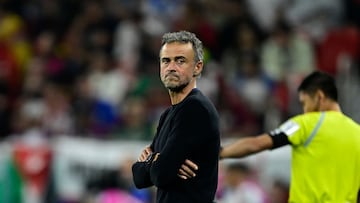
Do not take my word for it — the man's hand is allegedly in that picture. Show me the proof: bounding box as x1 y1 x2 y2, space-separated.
177 159 198 179
138 146 153 162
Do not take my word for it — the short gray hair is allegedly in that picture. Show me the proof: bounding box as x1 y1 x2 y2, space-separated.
160 30 204 63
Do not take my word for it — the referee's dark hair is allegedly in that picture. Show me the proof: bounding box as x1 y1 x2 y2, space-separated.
298 71 338 102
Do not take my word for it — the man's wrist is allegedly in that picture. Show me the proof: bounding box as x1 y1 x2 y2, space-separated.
145 152 160 163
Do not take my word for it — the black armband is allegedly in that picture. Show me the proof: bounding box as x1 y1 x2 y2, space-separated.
268 130 290 149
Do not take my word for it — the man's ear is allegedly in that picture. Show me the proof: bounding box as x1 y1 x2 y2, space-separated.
316 90 325 101
193 61 203 77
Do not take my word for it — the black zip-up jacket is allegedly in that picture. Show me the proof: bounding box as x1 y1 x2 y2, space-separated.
132 88 220 203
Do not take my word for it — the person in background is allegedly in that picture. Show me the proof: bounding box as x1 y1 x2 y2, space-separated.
132 30 221 203
219 162 269 203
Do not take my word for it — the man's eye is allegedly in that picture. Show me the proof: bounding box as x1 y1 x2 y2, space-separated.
162 59 170 64
176 59 185 64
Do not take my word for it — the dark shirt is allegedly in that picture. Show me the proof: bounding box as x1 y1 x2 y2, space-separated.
132 88 220 203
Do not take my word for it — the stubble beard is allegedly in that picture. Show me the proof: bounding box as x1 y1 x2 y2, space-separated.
162 77 190 93
166 82 189 93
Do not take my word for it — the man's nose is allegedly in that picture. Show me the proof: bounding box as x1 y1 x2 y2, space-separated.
167 61 178 70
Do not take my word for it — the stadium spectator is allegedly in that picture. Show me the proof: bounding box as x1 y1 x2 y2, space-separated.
219 162 269 203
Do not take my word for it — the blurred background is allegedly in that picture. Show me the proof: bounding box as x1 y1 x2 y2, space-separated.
0 0 359 202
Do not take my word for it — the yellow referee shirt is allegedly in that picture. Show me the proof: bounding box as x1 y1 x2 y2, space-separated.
277 111 360 202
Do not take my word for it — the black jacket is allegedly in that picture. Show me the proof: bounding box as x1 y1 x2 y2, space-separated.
132 88 220 203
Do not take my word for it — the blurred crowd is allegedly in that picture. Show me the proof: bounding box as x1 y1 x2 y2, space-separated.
1 0 360 140
0 0 360 202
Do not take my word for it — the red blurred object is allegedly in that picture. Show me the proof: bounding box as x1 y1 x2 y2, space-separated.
316 25 360 75
273 81 289 114
13 143 52 195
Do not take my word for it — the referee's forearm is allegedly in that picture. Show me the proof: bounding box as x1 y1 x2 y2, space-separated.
220 134 272 159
